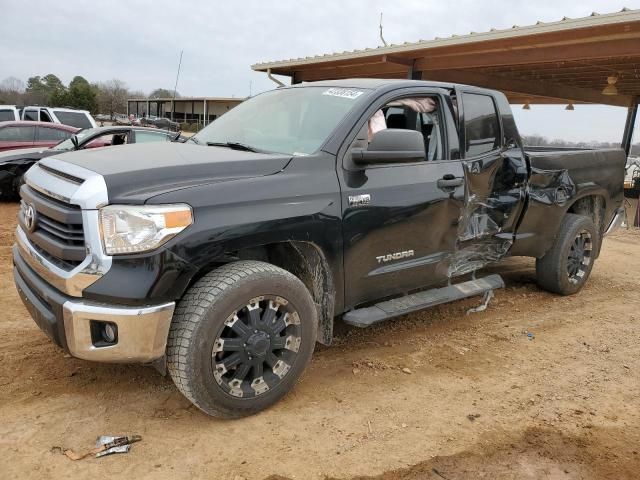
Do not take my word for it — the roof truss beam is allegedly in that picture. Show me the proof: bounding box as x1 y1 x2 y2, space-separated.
422 69 633 107
414 37 640 71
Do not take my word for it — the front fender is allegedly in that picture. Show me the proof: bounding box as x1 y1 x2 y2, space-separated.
146 153 345 312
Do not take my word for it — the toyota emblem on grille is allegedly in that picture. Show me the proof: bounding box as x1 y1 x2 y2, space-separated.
23 204 37 232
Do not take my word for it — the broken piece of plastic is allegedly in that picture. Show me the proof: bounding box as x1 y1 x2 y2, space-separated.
466 289 495 315
62 435 142 460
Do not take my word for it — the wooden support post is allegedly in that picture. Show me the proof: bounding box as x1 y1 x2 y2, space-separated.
622 98 639 156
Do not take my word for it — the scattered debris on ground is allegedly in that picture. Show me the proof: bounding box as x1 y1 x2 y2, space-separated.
56 435 142 461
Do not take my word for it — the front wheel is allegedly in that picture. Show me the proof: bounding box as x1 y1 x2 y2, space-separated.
167 261 318 418
535 213 598 295
12 172 26 199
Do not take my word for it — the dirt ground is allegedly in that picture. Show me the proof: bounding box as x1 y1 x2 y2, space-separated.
1 201 639 480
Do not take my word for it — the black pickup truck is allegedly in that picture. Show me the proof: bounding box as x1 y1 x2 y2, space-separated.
13 79 626 418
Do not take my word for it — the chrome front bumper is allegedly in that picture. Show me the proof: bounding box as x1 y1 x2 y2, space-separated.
63 300 175 363
14 242 175 364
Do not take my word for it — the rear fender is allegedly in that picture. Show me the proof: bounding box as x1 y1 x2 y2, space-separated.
510 167 607 258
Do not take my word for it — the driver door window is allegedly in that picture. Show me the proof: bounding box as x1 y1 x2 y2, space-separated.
85 133 127 149
368 97 443 161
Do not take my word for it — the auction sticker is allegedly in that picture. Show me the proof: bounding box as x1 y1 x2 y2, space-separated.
322 88 364 99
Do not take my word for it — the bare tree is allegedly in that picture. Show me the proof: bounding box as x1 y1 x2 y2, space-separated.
96 79 129 119
0 76 26 104
149 88 178 99
0 76 25 93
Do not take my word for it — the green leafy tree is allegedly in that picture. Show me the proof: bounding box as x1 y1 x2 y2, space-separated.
65 76 98 113
43 74 66 106
23 74 71 106
25 76 48 104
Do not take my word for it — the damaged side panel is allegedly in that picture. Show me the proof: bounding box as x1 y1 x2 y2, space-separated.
507 166 575 258
510 148 625 258
444 148 527 278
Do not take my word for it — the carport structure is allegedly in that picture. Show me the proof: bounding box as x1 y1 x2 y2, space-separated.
253 8 640 153
127 97 243 126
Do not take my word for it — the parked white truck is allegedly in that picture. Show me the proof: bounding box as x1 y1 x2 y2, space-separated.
21 106 97 129
0 105 20 121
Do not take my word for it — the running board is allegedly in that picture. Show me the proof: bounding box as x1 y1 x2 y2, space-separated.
342 274 504 328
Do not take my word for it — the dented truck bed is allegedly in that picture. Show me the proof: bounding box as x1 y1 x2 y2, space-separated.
510 147 626 258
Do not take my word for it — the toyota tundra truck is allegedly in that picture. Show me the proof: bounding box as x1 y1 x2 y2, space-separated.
13 79 626 418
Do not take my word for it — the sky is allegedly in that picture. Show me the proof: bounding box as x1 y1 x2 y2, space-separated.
1 0 639 143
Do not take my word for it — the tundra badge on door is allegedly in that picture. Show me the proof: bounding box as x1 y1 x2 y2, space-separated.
376 250 415 263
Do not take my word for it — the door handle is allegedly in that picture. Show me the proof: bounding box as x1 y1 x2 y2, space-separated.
437 177 463 189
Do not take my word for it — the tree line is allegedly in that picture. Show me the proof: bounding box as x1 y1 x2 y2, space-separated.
522 135 639 155
0 75 179 118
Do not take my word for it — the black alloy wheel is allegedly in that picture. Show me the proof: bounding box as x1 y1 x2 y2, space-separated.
212 295 302 398
566 230 592 285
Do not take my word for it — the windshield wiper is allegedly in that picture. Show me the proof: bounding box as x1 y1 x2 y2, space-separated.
206 141 259 152
188 136 200 145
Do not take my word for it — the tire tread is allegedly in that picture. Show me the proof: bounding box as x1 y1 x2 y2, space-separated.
166 260 315 418
535 213 597 296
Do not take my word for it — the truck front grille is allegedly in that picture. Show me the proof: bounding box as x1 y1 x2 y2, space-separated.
19 185 86 268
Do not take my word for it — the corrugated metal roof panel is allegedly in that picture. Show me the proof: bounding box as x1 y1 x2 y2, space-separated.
252 7 639 71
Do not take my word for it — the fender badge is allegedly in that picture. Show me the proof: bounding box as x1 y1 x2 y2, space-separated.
348 194 371 207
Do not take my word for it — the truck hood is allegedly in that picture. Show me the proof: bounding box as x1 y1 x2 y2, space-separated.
51 142 293 203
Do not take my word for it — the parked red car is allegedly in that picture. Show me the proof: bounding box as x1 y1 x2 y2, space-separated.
0 121 79 152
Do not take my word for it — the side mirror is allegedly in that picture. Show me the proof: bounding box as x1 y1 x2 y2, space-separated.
352 129 425 165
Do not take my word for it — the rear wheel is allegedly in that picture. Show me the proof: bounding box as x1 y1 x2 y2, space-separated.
167 261 317 418
535 214 598 295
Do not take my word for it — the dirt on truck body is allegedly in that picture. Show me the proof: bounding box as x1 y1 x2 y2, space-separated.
2 201 640 479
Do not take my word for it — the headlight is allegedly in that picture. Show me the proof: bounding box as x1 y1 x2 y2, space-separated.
99 204 193 255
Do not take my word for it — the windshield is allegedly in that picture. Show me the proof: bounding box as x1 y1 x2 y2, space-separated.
51 128 100 151
192 86 370 155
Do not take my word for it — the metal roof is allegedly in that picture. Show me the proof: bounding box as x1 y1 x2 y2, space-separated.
296 78 457 89
253 8 637 70
252 8 640 107
127 97 244 102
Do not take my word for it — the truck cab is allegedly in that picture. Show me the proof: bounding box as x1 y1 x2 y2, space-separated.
0 105 20 122
22 106 97 129
13 79 626 418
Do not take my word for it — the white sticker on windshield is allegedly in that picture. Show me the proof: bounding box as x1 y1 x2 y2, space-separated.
322 88 364 99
